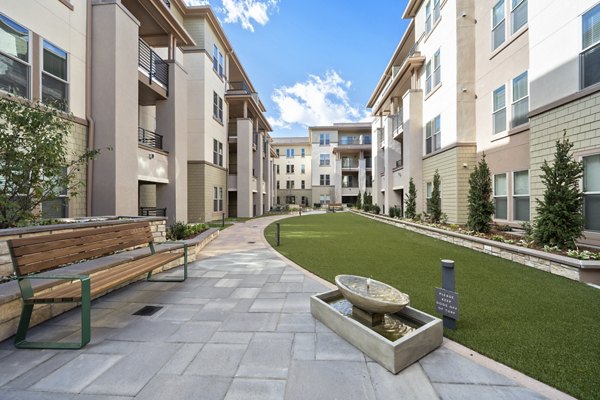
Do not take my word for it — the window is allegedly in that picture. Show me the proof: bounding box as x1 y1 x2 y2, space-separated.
219 52 224 77
582 3 600 88
425 49 441 94
493 85 506 134
213 92 223 122
301 196 307 205
213 139 223 166
433 0 441 24
301 164 305 174
513 170 529 221
425 115 441 154
320 174 330 185
286 180 295 189
425 1 432 33
42 166 68 218
286 148 295 158
276 165 280 174
511 72 528 127
276 148 280 156
426 182 433 213
583 155 600 231
219 187 223 212
320 154 330 166
286 195 296 204
492 0 506 50
364 135 372 145
213 187 223 212
301 180 305 189
320 194 331 204
494 173 508 219
42 40 68 110
0 14 30 98
213 44 218 71
319 133 330 145
511 0 527 34
342 175 354 188
425 60 432 94
276 180 280 189
301 148 305 158
286 164 295 174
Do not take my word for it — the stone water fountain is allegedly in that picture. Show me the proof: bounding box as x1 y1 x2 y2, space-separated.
311 275 442 374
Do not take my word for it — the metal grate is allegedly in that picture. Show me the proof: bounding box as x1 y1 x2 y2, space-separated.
133 305 163 316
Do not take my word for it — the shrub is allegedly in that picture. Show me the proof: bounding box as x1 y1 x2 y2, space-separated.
373 204 381 214
467 154 495 233
356 191 362 209
427 170 442 223
405 178 417 219
167 221 207 240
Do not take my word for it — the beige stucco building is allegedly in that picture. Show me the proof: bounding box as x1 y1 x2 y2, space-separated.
272 137 312 207
369 0 600 245
0 0 274 223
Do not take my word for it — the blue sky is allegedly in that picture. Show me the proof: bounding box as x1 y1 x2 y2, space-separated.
187 0 410 137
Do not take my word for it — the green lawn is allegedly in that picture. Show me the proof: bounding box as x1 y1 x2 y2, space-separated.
265 213 600 400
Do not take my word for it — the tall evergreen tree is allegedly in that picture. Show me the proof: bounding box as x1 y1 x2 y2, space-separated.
534 132 584 248
405 177 417 219
356 191 362 209
467 154 495 233
428 170 442 223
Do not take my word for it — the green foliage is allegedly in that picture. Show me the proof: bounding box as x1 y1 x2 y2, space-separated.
356 190 362 209
362 191 372 211
389 206 401 218
533 133 584 248
427 170 442 223
467 154 495 233
166 221 208 240
372 204 380 214
0 96 99 228
405 177 417 219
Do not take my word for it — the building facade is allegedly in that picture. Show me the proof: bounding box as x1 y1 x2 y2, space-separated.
309 123 372 206
0 0 274 224
369 0 600 246
272 137 312 207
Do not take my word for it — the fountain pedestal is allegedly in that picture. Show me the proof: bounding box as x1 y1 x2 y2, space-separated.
352 306 384 327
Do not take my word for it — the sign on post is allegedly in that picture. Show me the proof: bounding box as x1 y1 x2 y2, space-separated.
435 288 459 320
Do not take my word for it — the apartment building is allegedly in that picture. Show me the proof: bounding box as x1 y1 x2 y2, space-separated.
309 123 372 206
370 0 600 246
272 137 312 207
0 0 273 223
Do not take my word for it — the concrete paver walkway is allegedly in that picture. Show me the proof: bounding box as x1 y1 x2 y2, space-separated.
0 215 574 399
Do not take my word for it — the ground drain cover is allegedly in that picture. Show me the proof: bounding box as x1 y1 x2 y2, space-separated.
248 241 256 244
133 305 163 316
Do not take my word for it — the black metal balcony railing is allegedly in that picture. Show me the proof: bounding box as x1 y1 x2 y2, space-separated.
138 38 168 89
139 207 166 217
138 127 163 150
228 81 251 94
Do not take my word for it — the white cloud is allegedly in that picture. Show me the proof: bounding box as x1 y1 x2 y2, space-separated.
220 0 279 32
268 70 369 130
185 0 210 5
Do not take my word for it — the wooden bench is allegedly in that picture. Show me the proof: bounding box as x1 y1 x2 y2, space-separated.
7 221 187 349
327 203 343 212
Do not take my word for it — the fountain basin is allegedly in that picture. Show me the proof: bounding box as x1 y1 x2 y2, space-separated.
335 275 410 314
311 289 443 374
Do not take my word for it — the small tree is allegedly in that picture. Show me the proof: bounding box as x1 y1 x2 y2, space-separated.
534 132 584 248
467 154 495 233
356 190 362 209
0 96 99 228
428 170 442 223
405 177 417 219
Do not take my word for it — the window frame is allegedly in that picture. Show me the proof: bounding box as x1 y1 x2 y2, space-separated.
426 182 433 213
491 0 506 51
425 1 432 34
213 92 223 122
433 0 441 24
425 60 432 94
320 174 330 186
493 173 508 220
301 180 306 189
433 49 441 88
581 3 600 89
511 71 529 128
511 0 528 34
582 154 600 232
512 170 530 221
212 44 218 72
425 115 441 155
0 13 31 99
319 133 330 146
320 153 331 166
492 84 507 134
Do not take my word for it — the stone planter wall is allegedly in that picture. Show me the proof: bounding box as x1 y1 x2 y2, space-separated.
0 218 219 342
354 211 600 285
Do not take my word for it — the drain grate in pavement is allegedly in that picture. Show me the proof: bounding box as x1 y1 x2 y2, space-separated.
248 241 256 244
133 305 163 316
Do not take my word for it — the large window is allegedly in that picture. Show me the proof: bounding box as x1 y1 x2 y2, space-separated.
494 173 508 219
42 40 68 110
320 153 330 166
213 92 223 122
511 71 528 127
301 180 305 189
320 174 330 185
213 187 223 212
319 133 330 145
513 170 529 221
0 14 30 98
286 180 295 189
492 0 505 50
582 3 600 89
511 0 527 34
213 44 223 77
425 60 432 94
286 164 295 174
425 49 441 94
433 0 441 24
213 139 223 166
286 195 296 204
583 154 600 231
320 194 331 204
425 1 432 33
425 115 441 154
493 85 507 134
301 148 305 158
286 148 295 158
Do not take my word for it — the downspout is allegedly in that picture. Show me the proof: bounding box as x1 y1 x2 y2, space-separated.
85 0 95 216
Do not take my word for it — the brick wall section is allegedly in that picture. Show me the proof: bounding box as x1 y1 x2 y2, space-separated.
66 121 88 217
422 145 476 224
530 91 600 222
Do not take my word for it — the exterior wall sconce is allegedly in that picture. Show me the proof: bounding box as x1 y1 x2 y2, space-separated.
148 153 155 160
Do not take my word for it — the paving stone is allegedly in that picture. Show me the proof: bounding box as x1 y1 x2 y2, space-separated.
279 274 304 283
261 283 303 293
0 389 76 399
0 350 56 386
224 378 286 400
367 361 439 400
185 343 247 376
276 313 315 332
192 299 238 321
230 288 261 299
420 347 516 386
4 351 80 389
73 395 134 400
219 312 279 332
432 383 549 400
134 374 230 400
31 354 122 393
292 333 315 360
201 271 228 278
285 360 376 400
282 293 311 313
266 274 282 283
159 343 204 375
215 279 243 288
238 275 269 288
166 321 221 343
187 286 236 299
108 319 180 342
232 299 253 312
256 292 287 299
236 333 293 379
154 305 199 321
208 331 253 345
82 343 178 396
316 332 365 361
249 298 285 313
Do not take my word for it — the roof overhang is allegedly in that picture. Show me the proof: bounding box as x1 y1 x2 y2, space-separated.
403 0 424 19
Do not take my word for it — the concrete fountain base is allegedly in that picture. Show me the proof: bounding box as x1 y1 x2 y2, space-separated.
311 289 443 374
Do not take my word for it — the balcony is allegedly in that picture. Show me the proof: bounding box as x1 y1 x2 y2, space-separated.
341 160 359 170
138 127 163 150
377 128 385 148
393 159 404 170
391 111 403 139
334 135 372 153
138 38 168 105
227 80 260 107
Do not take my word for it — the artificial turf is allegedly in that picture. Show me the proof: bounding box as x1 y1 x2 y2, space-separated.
264 212 600 400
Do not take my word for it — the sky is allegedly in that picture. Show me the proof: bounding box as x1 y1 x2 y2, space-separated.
186 0 410 137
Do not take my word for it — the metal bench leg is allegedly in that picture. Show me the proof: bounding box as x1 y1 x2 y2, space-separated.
147 246 188 282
